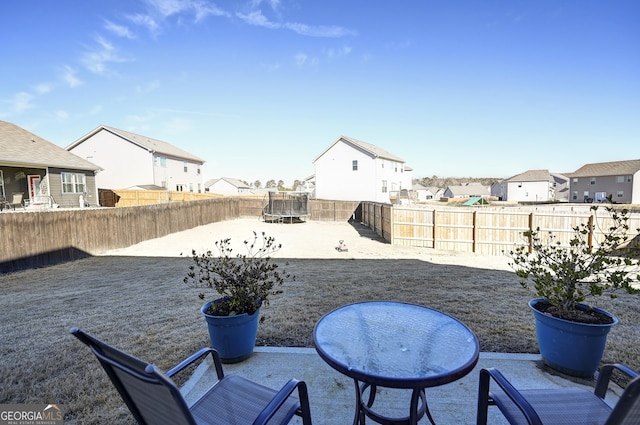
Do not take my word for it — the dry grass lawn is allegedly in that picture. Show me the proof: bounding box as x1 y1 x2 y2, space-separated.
1 220 639 424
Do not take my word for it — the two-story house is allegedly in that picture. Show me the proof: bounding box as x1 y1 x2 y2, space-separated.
0 120 100 208
313 136 410 203
67 125 205 192
503 170 555 203
568 159 640 204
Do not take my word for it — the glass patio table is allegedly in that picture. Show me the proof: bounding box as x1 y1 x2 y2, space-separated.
313 301 479 425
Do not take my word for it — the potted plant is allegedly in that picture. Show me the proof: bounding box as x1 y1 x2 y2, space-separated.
508 205 640 378
184 231 294 363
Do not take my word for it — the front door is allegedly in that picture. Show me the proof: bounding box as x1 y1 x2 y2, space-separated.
28 175 41 203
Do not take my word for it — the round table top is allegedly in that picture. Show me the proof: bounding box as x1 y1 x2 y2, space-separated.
313 301 480 389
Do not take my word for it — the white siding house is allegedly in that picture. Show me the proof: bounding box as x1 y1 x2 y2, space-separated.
67 125 205 192
205 177 252 195
313 136 409 203
504 170 555 202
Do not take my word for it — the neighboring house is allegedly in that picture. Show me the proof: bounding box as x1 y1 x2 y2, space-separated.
205 177 252 195
568 159 640 204
443 183 490 198
503 169 555 203
0 120 100 208
294 175 316 196
67 125 205 192
412 183 444 202
490 181 506 200
313 136 411 203
552 173 570 202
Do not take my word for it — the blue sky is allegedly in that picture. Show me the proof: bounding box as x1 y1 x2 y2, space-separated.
1 1 638 186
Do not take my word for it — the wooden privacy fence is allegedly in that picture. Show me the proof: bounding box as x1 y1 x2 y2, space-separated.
0 197 359 272
361 203 640 256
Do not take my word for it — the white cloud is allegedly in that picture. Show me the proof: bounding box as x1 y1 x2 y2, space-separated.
63 66 83 87
326 45 352 59
13 92 34 112
34 83 52 95
236 10 280 29
81 35 132 75
261 63 281 72
236 9 356 38
295 53 319 68
284 22 356 38
136 80 161 93
104 19 136 39
128 13 160 34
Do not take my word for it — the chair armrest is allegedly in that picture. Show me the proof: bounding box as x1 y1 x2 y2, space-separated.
252 379 312 425
166 348 224 380
595 363 640 399
479 368 543 425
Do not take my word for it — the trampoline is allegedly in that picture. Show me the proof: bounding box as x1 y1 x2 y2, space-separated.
262 192 309 223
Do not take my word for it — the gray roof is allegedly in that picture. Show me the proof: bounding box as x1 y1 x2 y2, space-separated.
570 159 640 178
505 169 553 183
205 177 250 189
0 120 100 171
313 136 405 163
68 125 205 163
446 183 490 197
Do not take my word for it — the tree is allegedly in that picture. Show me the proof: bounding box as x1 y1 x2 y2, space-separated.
277 180 285 190
253 180 262 189
293 180 302 190
266 180 276 188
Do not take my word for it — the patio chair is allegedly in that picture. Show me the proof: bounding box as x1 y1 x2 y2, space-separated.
10 192 24 210
476 363 640 425
70 328 312 425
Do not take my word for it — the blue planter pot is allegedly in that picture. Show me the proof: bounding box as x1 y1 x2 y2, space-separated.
529 298 618 378
201 300 260 364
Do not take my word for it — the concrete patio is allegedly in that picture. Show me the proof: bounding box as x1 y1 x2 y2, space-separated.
181 347 623 424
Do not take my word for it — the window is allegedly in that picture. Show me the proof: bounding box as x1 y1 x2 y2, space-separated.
617 191 624 198
183 161 188 172
197 183 201 193
381 180 387 193
572 191 578 200
616 176 625 183
590 177 596 185
352 160 358 171
394 164 398 172
197 166 201 175
0 170 4 198
61 172 86 193
161 180 166 188
176 184 184 192
160 156 167 167
572 178 578 183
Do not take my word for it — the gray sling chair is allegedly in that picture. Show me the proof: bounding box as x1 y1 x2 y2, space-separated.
477 363 640 425
70 328 312 425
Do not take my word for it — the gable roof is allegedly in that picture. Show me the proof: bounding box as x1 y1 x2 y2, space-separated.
313 136 405 163
570 159 640 178
68 125 205 163
445 183 490 197
505 169 553 183
0 120 100 171
205 177 249 189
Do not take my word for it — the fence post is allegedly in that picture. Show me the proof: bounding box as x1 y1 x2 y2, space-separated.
528 212 534 254
472 210 477 253
433 209 437 249
588 214 594 249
